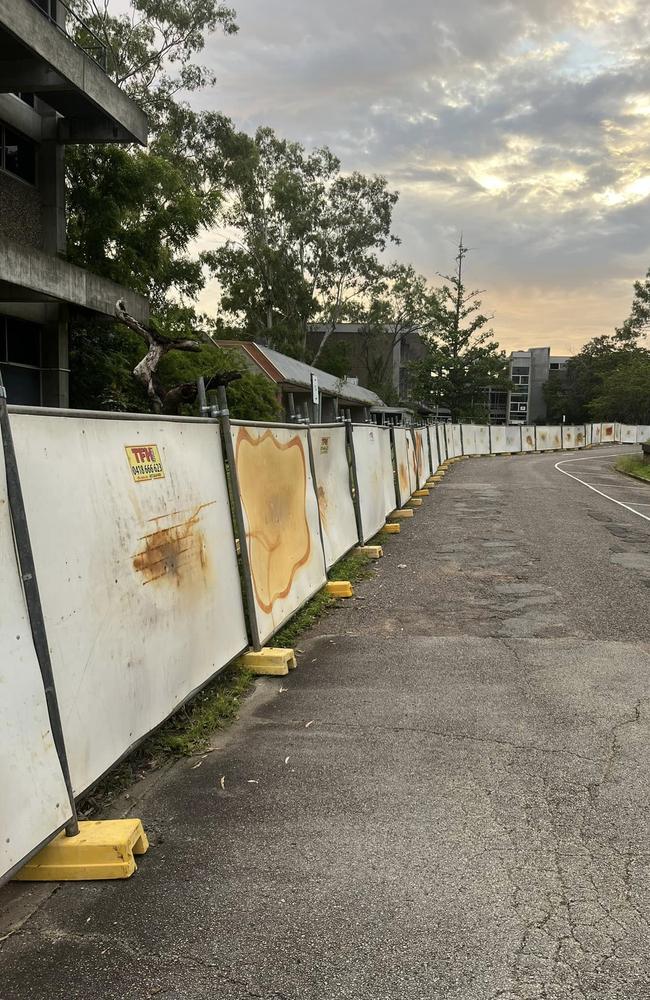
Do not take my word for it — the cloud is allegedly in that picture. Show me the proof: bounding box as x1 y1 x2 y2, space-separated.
192 0 650 352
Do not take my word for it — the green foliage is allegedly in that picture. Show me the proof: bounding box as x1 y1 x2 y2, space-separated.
615 455 650 482
206 127 399 359
313 340 351 380
588 356 650 423
411 242 510 421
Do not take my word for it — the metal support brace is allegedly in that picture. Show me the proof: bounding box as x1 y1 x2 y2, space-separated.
0 379 79 839
345 420 365 545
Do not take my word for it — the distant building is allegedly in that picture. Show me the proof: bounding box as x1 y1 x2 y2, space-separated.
306 323 428 403
0 0 148 406
487 347 570 425
215 341 387 422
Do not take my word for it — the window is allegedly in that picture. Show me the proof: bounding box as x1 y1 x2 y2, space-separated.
1 124 37 185
512 365 530 376
512 374 529 386
0 317 42 405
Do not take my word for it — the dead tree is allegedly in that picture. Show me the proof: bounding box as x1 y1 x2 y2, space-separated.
115 299 202 414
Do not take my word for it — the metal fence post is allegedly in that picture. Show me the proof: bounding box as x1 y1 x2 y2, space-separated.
345 420 365 544
0 377 79 838
305 420 329 573
214 384 262 652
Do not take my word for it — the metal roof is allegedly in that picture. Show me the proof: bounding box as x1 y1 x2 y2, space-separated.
257 344 384 405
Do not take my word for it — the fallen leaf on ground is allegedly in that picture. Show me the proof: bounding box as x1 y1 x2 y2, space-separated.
220 776 225 790
305 721 314 728
284 756 290 765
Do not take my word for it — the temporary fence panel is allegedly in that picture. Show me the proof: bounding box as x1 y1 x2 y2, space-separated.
601 423 616 443
520 426 536 452
617 424 636 444
309 425 358 569
592 423 602 445
490 426 507 453
505 427 522 452
536 426 562 451
0 445 72 883
444 424 459 458
427 424 441 471
460 425 477 456
393 426 415 506
352 424 393 541
575 426 587 448
412 427 431 488
474 425 491 455
584 424 593 446
232 421 326 646
637 426 650 444
437 424 448 463
452 424 462 457
378 424 398 516
562 426 576 450
11 410 249 795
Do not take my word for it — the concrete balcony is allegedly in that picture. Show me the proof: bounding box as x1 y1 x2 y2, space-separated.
0 236 149 324
0 0 147 144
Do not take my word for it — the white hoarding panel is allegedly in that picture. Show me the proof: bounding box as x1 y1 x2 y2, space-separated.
378 425 397 516
575 426 587 448
0 446 71 881
592 423 602 445
536 426 562 451
520 427 536 451
601 423 616 443
232 422 326 647
490 426 507 453
428 425 440 470
310 426 358 569
444 424 457 458
505 427 521 452
412 427 431 488
584 424 593 446
12 412 249 794
474 425 491 455
460 425 476 456
437 425 448 462
619 425 637 444
562 426 577 450
637 426 650 444
393 427 415 506
452 425 462 457
353 425 392 541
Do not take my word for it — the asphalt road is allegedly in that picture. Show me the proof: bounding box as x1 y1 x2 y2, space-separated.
2 445 650 1000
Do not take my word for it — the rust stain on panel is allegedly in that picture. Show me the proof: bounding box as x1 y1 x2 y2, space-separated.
576 432 584 444
235 427 311 615
133 502 215 586
526 435 534 448
399 462 409 495
605 425 614 437
317 484 328 525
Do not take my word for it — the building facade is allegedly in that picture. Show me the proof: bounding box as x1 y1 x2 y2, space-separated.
498 348 570 425
0 0 148 407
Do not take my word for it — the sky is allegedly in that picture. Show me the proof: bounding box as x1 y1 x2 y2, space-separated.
192 0 650 355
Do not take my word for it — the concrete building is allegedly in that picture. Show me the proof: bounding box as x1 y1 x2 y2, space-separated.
306 323 428 404
0 0 148 406
500 348 570 425
215 341 386 422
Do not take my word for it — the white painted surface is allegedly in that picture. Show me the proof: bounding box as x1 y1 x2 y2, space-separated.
601 423 616 444
378 426 397 516
619 425 638 444
412 427 431 488
452 425 462 457
231 422 326 647
11 412 249 795
428 425 440 470
444 424 457 458
437 425 448 462
505 427 522 452
460 425 477 456
520 427 536 451
474 425 491 455
592 423 602 445
0 444 73 881
562 426 577 450
309 426 358 568
393 427 415 506
353 425 392 541
637 426 650 444
490 426 507 453
536 426 562 451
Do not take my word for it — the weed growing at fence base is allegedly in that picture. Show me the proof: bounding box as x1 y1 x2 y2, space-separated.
615 455 650 482
78 661 254 818
271 551 372 648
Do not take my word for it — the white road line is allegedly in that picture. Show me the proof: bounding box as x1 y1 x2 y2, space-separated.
555 456 650 523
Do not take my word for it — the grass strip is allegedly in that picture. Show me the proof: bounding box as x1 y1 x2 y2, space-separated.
615 455 650 483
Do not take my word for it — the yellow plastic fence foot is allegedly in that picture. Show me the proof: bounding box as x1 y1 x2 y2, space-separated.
354 545 383 559
382 523 401 534
413 489 430 497
407 498 423 507
389 509 414 520
239 647 297 676
14 819 149 882
326 580 354 598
